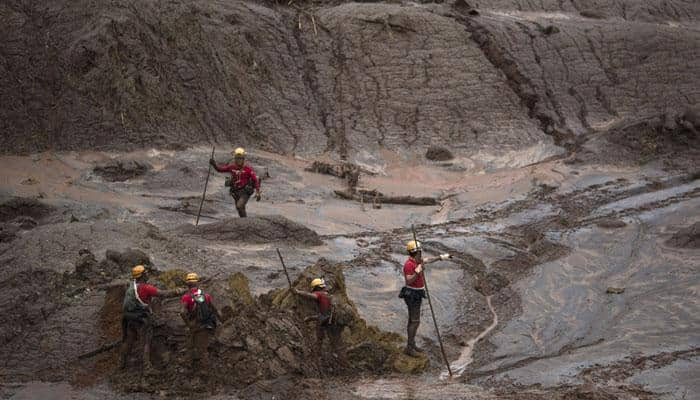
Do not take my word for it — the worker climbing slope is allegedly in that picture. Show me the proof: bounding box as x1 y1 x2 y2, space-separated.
180 272 223 381
294 278 345 358
120 265 184 373
400 240 451 357
210 147 261 217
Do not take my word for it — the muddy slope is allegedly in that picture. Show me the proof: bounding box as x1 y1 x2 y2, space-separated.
4 0 697 159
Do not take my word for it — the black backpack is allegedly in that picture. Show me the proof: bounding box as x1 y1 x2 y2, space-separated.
190 289 216 329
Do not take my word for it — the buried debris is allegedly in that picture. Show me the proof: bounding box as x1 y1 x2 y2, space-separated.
334 189 439 206
306 160 364 190
180 215 323 245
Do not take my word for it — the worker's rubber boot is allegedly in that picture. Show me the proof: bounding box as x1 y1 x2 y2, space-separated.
237 207 247 218
405 320 421 357
404 346 420 357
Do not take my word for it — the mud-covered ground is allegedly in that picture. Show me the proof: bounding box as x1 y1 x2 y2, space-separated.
2 0 700 398
0 131 698 399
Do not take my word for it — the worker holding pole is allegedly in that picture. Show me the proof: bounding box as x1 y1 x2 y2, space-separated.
210 147 261 218
399 227 453 376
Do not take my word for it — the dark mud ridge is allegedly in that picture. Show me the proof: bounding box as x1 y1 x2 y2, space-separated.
179 215 322 245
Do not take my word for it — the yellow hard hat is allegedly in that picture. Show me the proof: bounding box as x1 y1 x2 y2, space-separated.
185 273 199 283
232 147 246 157
310 278 325 289
406 240 422 253
132 265 146 279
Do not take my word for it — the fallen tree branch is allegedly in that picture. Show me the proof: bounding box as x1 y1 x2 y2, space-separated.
334 189 439 206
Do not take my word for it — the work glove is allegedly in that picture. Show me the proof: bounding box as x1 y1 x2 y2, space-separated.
439 254 452 261
209 158 216 167
255 190 261 202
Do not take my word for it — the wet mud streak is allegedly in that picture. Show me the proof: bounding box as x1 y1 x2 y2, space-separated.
443 295 499 378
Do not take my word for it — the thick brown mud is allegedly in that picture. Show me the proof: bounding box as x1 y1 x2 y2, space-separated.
1 141 698 399
1 0 699 398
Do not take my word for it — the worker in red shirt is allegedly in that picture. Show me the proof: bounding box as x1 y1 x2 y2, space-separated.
210 147 261 217
400 240 451 357
180 272 222 379
120 265 183 372
294 278 343 355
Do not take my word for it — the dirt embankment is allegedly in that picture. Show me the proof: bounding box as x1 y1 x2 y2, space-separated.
9 0 697 162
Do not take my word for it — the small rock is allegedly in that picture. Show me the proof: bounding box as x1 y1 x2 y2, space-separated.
541 25 559 35
425 145 454 161
606 287 625 294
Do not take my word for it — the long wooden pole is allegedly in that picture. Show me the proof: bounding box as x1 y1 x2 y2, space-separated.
412 224 453 377
276 248 293 289
196 146 216 228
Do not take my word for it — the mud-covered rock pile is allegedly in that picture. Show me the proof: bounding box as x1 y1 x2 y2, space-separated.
0 248 148 351
100 258 426 393
180 215 323 245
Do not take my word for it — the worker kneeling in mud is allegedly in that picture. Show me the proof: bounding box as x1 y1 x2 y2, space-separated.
210 147 261 218
400 240 451 357
121 265 184 372
180 272 222 379
294 278 346 358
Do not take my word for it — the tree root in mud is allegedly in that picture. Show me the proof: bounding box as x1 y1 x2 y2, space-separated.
334 189 439 206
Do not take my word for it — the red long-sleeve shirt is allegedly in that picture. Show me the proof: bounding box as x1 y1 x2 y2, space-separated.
313 291 332 315
136 283 159 304
404 257 425 289
213 162 260 190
